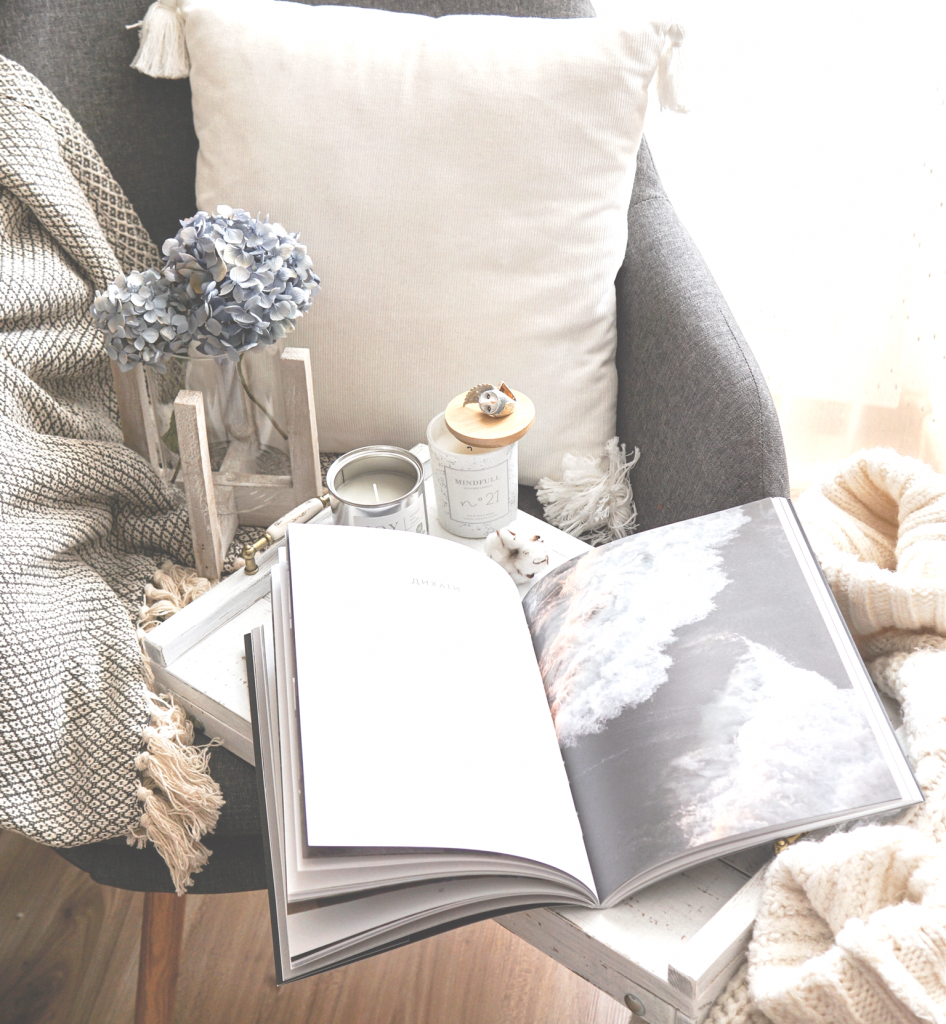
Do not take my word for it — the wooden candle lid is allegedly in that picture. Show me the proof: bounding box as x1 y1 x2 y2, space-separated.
444 387 535 448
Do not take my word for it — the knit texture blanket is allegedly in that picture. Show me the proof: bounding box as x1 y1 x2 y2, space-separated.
0 57 222 894
708 448 946 1024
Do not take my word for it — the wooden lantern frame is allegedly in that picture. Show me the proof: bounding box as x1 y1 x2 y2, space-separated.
110 349 322 580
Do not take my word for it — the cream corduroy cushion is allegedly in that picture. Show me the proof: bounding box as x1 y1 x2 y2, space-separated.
182 0 680 483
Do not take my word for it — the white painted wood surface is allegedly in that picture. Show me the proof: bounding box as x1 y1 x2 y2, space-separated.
157 680 256 765
169 596 269 727
501 854 771 1024
143 539 284 668
665 868 765 1007
564 860 751 981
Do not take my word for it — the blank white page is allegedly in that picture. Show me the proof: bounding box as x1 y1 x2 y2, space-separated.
287 526 594 895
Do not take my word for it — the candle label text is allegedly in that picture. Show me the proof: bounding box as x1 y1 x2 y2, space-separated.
352 502 427 533
445 466 510 524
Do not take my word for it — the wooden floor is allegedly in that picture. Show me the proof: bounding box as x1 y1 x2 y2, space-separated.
0 830 630 1024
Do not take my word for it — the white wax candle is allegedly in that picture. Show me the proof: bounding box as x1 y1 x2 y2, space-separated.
427 417 492 456
333 471 415 505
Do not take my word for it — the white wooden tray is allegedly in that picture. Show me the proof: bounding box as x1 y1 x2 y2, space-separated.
502 844 771 1023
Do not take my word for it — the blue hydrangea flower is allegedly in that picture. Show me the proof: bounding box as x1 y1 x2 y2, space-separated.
90 269 191 372
161 206 321 362
91 206 320 370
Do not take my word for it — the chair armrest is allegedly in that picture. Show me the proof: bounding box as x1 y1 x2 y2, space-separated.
615 139 789 531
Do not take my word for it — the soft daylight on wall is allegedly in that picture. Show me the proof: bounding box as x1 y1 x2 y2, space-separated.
596 0 946 491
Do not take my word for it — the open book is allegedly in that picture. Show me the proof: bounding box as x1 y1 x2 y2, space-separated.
246 497 922 982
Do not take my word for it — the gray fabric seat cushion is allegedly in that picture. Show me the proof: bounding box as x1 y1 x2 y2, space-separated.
59 737 267 894
616 140 789 531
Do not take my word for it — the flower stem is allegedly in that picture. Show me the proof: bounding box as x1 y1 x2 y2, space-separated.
237 352 288 441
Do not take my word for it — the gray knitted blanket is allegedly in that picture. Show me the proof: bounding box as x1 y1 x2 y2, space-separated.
0 56 221 892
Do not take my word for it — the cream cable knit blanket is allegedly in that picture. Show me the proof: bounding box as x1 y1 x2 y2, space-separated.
0 57 222 894
707 448 946 1024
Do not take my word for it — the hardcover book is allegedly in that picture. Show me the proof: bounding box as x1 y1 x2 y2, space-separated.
245 497 921 982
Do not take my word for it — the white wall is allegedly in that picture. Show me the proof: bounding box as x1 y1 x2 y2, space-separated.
596 1 946 482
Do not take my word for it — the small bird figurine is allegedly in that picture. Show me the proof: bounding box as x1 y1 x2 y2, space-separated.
463 381 517 418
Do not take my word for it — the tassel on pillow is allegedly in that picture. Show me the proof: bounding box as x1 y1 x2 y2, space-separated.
536 437 640 546
657 23 688 113
128 0 190 79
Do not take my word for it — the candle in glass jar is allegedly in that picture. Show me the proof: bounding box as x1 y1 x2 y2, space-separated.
332 471 415 505
426 412 519 539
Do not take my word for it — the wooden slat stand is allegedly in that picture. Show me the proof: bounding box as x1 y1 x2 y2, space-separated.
175 347 322 580
111 362 162 466
175 391 235 582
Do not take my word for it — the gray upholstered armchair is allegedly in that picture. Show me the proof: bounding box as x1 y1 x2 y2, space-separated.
1 0 788 1017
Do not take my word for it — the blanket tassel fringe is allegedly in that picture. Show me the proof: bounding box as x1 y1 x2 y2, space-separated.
137 561 214 633
130 562 223 896
536 437 640 546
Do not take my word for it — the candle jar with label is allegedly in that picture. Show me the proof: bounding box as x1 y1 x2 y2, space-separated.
326 446 428 533
426 386 535 539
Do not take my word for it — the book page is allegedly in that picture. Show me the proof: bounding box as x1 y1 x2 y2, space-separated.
285 872 583 969
287 526 594 895
524 498 919 903
273 553 590 903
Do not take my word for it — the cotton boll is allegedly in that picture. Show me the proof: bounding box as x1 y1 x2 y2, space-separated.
485 528 549 584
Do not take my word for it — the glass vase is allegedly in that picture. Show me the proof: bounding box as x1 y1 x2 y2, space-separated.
144 344 289 486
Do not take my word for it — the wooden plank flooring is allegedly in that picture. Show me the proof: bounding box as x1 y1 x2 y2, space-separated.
0 830 630 1024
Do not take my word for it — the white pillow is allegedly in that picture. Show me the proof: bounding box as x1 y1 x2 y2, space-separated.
183 0 677 484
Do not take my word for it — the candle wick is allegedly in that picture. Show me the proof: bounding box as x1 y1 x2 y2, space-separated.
373 483 380 502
